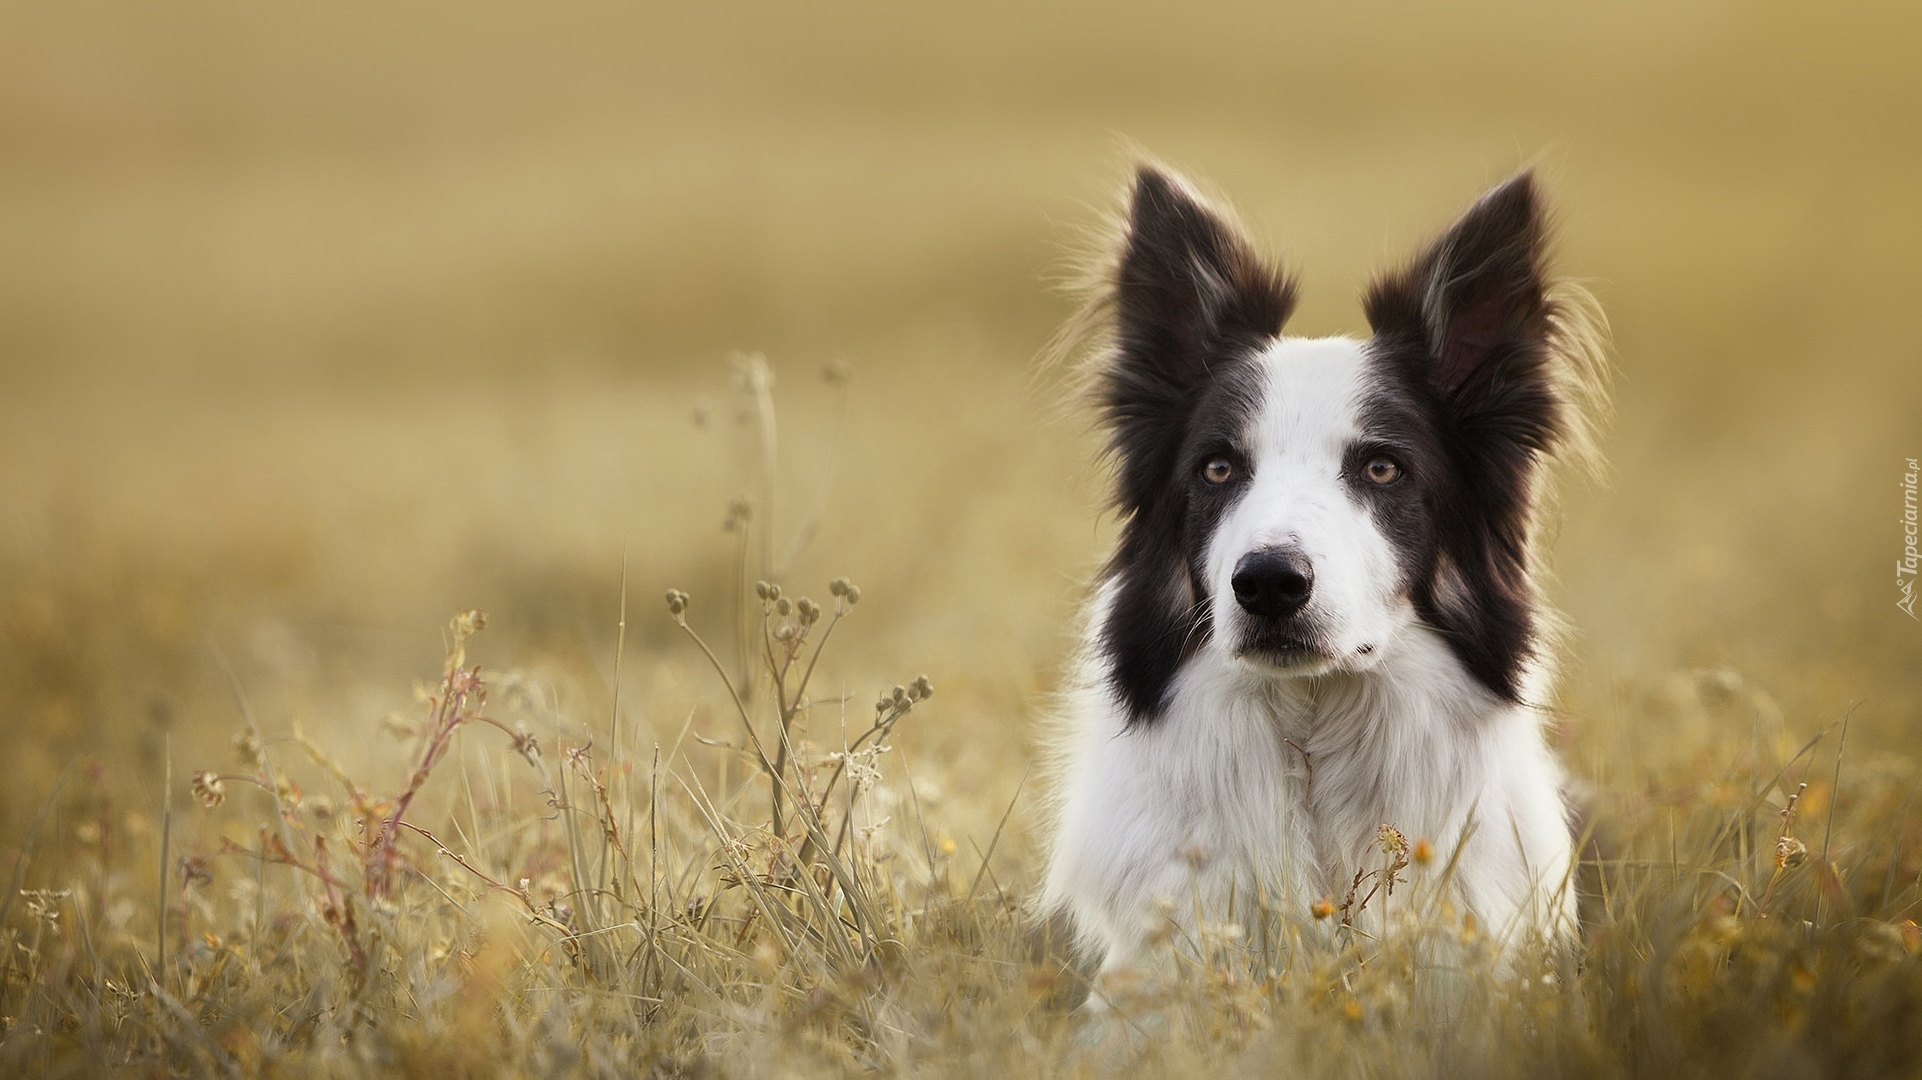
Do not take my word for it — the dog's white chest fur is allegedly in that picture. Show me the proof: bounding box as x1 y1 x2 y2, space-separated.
1042 592 1575 973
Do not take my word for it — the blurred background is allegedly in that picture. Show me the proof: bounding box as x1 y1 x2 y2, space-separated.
2 0 1918 839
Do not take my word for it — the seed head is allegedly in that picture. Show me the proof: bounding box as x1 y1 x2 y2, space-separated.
511 725 542 768
796 597 821 624
909 675 933 700
664 589 689 616
191 772 227 809
829 577 850 597
232 730 264 768
1376 824 1410 859
180 855 213 889
21 889 68 927
776 597 791 617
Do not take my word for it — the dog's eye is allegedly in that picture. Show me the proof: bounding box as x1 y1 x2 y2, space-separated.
1364 457 1402 485
1201 458 1235 485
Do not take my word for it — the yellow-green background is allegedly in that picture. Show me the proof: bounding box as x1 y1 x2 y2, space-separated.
3 0 1918 843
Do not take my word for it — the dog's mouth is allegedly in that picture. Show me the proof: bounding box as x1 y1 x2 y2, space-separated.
1232 627 1333 672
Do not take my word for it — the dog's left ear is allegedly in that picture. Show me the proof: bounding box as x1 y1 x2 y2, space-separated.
1364 173 1553 410
1364 173 1566 703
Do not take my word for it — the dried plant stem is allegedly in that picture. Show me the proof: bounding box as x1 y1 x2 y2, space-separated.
1816 704 1855 925
746 358 778 593
368 665 482 898
670 615 782 819
156 735 171 994
610 554 629 911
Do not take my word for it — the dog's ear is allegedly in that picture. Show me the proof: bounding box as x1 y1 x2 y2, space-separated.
1108 167 1296 419
1097 168 1295 726
1364 173 1565 703
1364 173 1552 409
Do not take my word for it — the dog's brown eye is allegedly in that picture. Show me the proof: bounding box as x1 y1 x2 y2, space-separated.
1364 457 1402 485
1202 458 1235 485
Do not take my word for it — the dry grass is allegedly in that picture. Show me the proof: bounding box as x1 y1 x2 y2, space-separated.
3 360 1919 1078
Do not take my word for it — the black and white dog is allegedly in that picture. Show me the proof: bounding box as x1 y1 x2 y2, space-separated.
1041 165 1605 982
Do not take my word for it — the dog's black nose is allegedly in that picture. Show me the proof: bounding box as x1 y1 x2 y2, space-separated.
1232 549 1314 619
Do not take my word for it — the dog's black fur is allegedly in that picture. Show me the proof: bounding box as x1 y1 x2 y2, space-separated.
1093 169 1569 724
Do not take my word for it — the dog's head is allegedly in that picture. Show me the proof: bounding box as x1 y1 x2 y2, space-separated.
1086 166 1598 725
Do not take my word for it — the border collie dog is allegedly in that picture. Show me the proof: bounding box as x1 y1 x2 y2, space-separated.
1041 165 1605 983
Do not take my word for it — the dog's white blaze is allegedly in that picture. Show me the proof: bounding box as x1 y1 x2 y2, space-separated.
1205 337 1409 672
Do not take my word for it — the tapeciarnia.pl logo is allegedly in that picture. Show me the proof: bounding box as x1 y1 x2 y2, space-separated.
1901 457 1919 619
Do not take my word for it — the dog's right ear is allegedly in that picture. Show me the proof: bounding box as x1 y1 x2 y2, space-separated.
1101 167 1296 509
1106 167 1297 426
1096 168 1295 726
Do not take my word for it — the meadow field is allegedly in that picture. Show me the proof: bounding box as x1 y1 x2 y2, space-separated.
2 1 1921 1075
